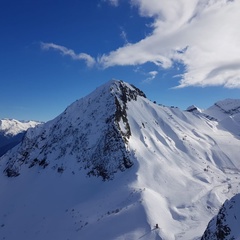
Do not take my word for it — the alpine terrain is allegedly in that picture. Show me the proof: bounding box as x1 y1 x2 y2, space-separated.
201 193 240 240
0 80 240 240
0 119 41 157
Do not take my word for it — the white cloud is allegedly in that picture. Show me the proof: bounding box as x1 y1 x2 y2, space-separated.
143 70 158 83
133 67 158 83
98 0 240 88
41 42 96 68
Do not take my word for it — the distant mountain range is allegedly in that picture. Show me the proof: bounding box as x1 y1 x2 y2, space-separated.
0 80 240 240
0 119 41 157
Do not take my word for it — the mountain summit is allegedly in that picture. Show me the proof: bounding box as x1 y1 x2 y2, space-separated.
0 80 240 240
204 99 240 121
2 80 145 179
203 98 240 136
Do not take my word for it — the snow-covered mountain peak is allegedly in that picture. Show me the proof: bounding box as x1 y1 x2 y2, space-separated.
186 105 202 114
56 79 146 125
108 79 146 101
204 98 240 121
0 119 42 158
214 98 240 114
203 99 240 135
2 80 145 179
0 118 41 136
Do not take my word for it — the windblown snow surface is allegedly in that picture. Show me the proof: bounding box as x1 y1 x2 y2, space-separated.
0 80 240 240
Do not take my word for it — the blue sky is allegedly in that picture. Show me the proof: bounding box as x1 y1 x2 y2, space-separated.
1 0 240 122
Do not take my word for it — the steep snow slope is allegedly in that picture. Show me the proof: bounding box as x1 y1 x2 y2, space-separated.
126 95 240 239
0 80 240 240
201 193 240 240
0 119 41 156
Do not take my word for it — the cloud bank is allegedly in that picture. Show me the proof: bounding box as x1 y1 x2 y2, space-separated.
99 0 240 88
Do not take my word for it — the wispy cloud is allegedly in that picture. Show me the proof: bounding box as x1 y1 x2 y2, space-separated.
134 67 158 83
120 28 129 45
98 0 240 88
41 42 96 67
109 0 119 7
143 71 158 83
101 0 119 7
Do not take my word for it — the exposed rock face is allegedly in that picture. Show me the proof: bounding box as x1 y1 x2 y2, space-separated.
113 81 146 143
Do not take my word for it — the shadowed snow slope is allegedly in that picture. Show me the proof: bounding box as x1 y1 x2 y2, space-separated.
0 80 240 240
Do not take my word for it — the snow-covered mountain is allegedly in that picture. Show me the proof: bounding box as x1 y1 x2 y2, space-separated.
0 80 240 240
203 99 240 136
0 119 41 157
201 193 240 240
204 99 240 121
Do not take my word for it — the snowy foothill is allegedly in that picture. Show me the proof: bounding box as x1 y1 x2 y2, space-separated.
0 80 240 240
